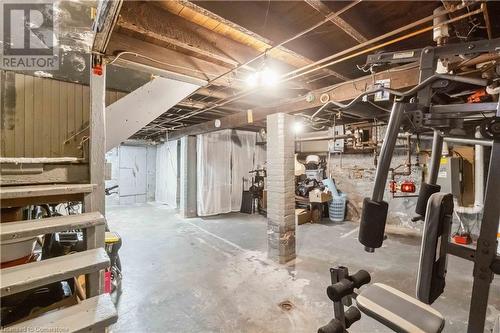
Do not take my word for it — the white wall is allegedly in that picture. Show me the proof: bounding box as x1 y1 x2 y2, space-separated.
155 140 178 208
105 144 157 206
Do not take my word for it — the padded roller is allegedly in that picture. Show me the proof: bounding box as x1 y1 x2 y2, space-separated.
327 279 354 302
317 319 345 333
350 270 371 289
344 306 361 328
359 198 388 249
415 183 441 217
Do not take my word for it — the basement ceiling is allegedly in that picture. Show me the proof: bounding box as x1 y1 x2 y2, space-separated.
98 1 500 139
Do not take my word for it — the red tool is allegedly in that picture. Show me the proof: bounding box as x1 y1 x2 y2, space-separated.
453 234 472 245
389 180 397 193
400 180 416 193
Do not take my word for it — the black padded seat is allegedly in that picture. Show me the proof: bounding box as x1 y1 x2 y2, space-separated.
357 283 445 333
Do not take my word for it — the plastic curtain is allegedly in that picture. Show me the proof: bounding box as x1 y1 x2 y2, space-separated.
197 130 232 216
197 130 266 216
230 130 257 211
155 140 178 207
254 143 266 170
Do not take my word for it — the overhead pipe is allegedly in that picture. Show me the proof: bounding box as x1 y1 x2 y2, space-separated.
283 5 479 81
295 133 353 142
408 134 493 147
400 131 487 214
164 3 476 129
173 9 484 128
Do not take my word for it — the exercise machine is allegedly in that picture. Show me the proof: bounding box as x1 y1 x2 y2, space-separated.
319 192 451 333
318 37 500 332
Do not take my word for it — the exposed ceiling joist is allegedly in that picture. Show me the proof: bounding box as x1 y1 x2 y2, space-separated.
177 100 242 113
106 33 245 88
116 2 257 70
167 66 420 140
156 0 350 82
303 0 368 43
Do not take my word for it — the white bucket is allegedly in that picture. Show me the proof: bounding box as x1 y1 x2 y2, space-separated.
1 237 36 263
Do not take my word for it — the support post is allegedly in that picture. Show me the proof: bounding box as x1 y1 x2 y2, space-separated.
179 135 197 218
84 55 106 298
266 113 296 264
467 108 500 332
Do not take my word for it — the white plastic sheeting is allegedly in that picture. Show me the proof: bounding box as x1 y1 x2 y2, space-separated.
197 130 232 216
230 130 257 211
254 144 266 170
197 130 266 216
156 140 178 207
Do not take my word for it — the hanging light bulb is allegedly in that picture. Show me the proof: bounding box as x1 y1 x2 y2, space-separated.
245 72 259 88
293 120 304 134
261 66 279 87
244 66 279 88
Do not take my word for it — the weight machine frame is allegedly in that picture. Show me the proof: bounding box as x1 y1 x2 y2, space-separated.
324 37 500 332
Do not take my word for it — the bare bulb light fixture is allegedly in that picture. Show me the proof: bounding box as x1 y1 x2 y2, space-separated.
245 66 279 88
293 120 304 134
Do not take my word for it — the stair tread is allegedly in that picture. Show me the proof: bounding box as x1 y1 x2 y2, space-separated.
1 248 109 297
0 184 95 199
1 294 117 332
1 212 105 242
0 157 84 164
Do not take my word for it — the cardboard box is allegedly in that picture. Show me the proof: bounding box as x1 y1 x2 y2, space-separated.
309 189 332 203
295 208 311 225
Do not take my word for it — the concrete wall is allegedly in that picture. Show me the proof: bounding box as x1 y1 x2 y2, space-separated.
327 151 425 230
105 144 156 206
299 126 431 231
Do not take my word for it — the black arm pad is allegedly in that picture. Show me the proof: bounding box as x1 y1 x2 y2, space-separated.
318 319 345 333
349 270 371 289
327 278 354 302
344 306 362 328
415 182 441 217
359 198 388 249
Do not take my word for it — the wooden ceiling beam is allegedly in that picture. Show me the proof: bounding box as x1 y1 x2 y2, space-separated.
106 33 246 88
156 0 350 82
167 66 420 140
304 0 368 43
116 2 258 70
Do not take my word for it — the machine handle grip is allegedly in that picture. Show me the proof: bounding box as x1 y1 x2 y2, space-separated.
317 319 346 333
327 279 354 302
349 270 371 289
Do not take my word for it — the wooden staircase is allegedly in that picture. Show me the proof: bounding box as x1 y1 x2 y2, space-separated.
2 40 116 330
0 184 117 332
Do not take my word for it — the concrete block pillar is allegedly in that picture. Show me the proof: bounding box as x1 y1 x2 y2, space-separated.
180 135 197 218
266 113 296 264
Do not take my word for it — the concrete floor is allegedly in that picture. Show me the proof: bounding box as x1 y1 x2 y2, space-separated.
107 203 500 333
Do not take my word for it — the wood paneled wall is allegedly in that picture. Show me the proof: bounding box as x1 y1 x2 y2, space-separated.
0 71 126 158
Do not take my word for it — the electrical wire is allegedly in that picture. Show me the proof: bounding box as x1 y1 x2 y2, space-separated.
142 2 480 135
110 1 365 136
165 5 480 130
107 51 223 79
